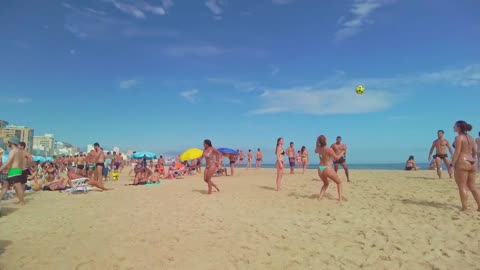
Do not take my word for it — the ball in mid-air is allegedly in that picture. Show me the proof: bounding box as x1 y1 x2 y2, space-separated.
356 85 365 94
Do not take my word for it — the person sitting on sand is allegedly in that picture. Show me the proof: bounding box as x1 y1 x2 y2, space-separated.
315 135 344 202
67 169 111 191
451 120 480 211
133 168 151 185
405 156 419 171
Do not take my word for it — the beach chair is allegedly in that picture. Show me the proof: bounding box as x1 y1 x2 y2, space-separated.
68 178 89 193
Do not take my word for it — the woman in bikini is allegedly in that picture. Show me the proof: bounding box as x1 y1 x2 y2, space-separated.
451 121 480 211
202 139 222 194
275 138 285 191
315 135 344 202
300 146 308 174
405 156 418 171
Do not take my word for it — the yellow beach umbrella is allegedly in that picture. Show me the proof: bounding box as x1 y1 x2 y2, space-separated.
180 148 203 161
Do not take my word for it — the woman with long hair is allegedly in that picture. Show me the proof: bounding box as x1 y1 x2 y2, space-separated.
275 138 285 191
202 139 222 194
300 146 308 174
315 135 344 202
451 121 480 211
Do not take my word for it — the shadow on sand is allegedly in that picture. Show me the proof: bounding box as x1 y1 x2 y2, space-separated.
258 186 277 191
192 189 209 195
287 192 318 200
399 198 458 210
0 240 12 255
0 206 20 217
406 176 437 180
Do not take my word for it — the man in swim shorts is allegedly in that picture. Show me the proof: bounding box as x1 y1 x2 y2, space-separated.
238 150 245 167
286 142 296 174
256 148 263 168
77 153 86 176
19 141 34 190
247 150 253 169
331 136 350 182
0 137 27 205
428 130 453 179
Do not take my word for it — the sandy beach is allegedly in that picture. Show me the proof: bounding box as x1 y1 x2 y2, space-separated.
1 168 479 270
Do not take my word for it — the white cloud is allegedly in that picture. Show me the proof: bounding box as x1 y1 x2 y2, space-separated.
334 0 394 42
162 45 226 57
63 4 177 39
207 78 262 92
180 89 199 103
272 0 294 5
85 8 107 15
119 79 139 89
6 98 32 104
252 87 393 115
62 2 73 9
416 64 480 87
106 0 169 19
205 0 224 15
270 65 280 76
162 0 174 10
110 0 146 18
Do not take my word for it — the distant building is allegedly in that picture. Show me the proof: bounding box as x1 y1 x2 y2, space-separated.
33 134 55 156
0 120 8 129
87 144 94 153
54 141 79 156
0 125 34 153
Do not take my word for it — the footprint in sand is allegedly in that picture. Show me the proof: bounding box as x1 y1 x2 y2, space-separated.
75 260 95 270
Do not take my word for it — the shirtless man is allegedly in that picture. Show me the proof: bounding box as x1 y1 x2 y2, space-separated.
0 137 27 205
77 153 86 176
238 150 245 167
91 143 109 190
428 130 454 178
476 132 480 171
247 149 253 169
286 142 295 174
19 142 34 190
256 148 263 168
331 136 350 182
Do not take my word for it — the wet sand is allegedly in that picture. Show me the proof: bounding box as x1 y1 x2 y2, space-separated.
1 168 479 270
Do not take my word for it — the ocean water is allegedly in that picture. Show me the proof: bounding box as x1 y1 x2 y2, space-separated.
239 163 434 170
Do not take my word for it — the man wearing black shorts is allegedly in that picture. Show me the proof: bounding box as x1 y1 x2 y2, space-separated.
331 136 350 182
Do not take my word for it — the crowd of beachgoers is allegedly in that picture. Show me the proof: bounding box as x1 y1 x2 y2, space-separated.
1 120 479 211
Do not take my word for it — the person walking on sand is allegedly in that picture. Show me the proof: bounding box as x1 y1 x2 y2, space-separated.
300 146 309 174
476 132 480 171
256 148 263 168
286 142 295 174
331 136 350 182
19 141 34 191
275 138 285 191
0 137 27 206
229 154 237 176
316 135 344 202
451 121 480 211
201 139 222 194
247 149 253 169
428 130 454 178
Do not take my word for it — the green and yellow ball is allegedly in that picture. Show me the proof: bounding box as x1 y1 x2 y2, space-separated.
356 85 365 94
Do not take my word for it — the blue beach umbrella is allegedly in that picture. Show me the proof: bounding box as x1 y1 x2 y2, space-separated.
130 151 157 160
45 157 54 162
2 152 8 164
217 148 238 155
33 156 46 162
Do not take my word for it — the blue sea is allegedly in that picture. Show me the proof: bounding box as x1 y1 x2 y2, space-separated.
250 163 434 170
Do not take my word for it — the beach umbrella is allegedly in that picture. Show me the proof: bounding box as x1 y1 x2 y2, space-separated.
179 148 203 161
33 156 46 162
217 148 238 155
130 151 157 160
45 157 54 162
2 152 8 164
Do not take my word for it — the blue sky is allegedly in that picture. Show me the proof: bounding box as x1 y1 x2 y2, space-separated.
1 0 479 163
